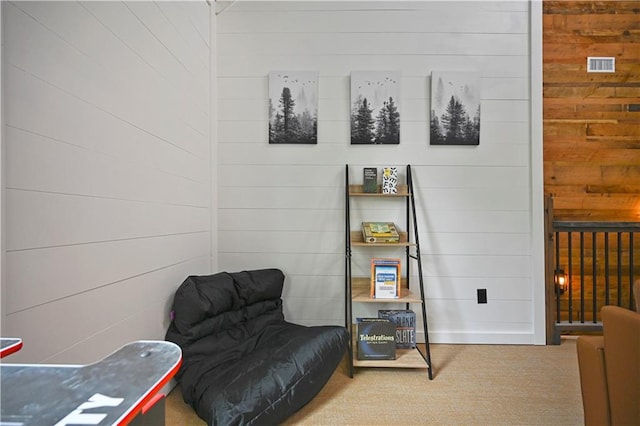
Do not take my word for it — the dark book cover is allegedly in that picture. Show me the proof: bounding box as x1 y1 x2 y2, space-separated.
356 318 396 360
363 167 378 193
378 310 416 349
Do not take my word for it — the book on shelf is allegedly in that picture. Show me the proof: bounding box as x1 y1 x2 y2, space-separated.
363 167 378 193
382 167 398 194
361 222 400 243
378 309 416 349
370 258 401 299
356 318 396 360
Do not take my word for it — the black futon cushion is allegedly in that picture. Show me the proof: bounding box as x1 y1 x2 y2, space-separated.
165 268 348 425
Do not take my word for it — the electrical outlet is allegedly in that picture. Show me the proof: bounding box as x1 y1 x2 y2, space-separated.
477 289 487 304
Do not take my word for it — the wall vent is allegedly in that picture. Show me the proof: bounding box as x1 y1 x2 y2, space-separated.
587 57 615 73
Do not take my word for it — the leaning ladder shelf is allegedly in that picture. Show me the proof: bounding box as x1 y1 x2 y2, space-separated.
345 164 434 380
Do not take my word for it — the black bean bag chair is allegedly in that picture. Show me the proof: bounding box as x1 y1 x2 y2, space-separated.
165 268 349 425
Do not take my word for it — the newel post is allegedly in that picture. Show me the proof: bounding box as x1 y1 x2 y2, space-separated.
544 196 560 344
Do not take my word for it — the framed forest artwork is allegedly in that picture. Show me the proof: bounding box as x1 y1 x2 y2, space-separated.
430 71 481 146
269 71 318 144
350 71 401 145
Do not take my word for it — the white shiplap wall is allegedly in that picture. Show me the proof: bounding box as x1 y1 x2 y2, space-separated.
2 1 212 363
217 1 543 344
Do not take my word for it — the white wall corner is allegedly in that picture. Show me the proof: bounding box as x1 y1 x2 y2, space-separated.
210 4 218 273
530 0 546 345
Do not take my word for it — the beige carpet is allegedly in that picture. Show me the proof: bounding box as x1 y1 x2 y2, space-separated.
166 338 584 425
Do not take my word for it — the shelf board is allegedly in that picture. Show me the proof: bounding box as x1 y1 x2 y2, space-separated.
349 184 409 197
350 278 423 303
354 347 429 369
350 231 413 247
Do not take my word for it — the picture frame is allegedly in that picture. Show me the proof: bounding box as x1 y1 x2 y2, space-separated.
269 71 318 144
430 71 481 145
350 71 401 144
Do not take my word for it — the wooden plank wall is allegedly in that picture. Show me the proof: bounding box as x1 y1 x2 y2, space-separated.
2 2 212 363
217 1 541 344
543 1 640 221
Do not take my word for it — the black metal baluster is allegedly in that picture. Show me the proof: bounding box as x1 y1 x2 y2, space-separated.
617 232 622 307
555 231 561 323
580 232 585 324
605 233 610 306
629 232 634 310
568 232 573 323
592 232 597 323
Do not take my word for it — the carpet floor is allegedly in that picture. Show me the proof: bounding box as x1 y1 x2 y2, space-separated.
165 337 584 425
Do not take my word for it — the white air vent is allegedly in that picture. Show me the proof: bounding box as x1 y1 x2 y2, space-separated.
587 57 615 73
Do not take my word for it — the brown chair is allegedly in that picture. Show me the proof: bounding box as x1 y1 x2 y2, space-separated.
577 305 640 426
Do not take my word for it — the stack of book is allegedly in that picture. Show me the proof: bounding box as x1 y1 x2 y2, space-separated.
362 222 400 243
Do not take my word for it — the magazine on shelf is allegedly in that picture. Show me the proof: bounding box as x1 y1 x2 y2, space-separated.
361 222 400 243
370 258 401 299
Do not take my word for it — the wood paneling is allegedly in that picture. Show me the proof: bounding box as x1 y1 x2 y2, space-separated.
218 2 539 344
543 1 640 221
2 1 211 363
